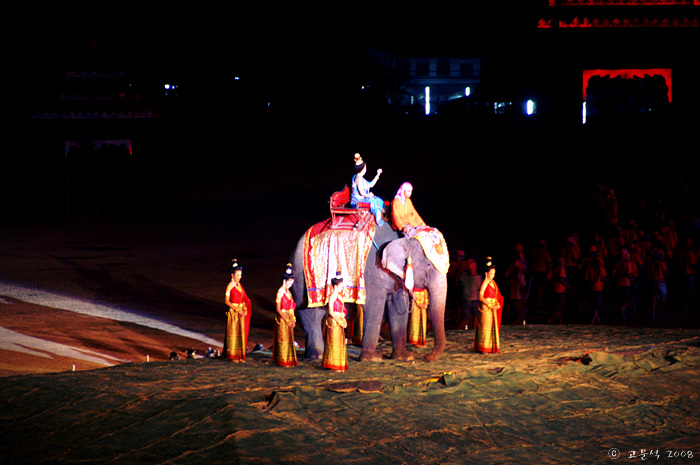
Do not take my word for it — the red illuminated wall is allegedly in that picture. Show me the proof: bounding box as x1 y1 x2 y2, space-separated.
582 68 672 101
538 0 700 27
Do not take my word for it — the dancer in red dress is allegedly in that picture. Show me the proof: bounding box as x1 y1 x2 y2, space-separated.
322 271 349 371
274 264 298 367
474 257 504 354
224 259 252 362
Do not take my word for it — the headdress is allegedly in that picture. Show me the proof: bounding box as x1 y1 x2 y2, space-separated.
230 258 243 273
485 256 496 271
282 263 295 280
394 182 413 204
331 270 344 286
354 153 365 173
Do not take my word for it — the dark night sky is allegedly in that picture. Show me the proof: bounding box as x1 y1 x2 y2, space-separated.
31 1 534 80
25 1 700 243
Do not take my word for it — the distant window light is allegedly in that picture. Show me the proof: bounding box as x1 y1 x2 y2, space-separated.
582 102 587 124
164 83 171 90
425 86 431 115
526 100 536 115
234 76 240 81
492 102 511 114
465 87 471 97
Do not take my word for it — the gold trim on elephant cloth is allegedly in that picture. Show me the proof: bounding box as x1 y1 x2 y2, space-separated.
412 227 450 275
303 224 376 308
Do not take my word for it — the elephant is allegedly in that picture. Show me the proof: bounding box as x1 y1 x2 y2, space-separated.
290 221 447 362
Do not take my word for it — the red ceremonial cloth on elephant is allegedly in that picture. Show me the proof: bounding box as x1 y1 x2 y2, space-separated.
412 227 450 275
303 218 376 307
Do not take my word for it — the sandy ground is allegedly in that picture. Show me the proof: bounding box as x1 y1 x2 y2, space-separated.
1 220 699 464
1 326 699 464
0 220 298 377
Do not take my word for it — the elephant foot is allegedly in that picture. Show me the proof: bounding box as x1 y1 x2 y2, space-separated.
423 350 443 362
390 349 414 361
359 350 383 362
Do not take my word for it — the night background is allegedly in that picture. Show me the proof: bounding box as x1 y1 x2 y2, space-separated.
3 3 700 463
19 0 700 285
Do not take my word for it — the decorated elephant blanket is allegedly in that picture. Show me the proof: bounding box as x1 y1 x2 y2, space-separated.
413 227 450 275
302 218 376 307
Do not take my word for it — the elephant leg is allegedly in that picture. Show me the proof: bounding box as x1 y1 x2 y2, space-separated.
298 308 326 359
388 289 413 360
424 275 447 362
359 300 384 362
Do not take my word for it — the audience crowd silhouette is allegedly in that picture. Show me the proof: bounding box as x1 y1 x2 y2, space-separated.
451 178 699 327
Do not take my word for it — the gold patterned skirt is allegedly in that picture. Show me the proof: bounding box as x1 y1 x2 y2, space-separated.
322 315 348 371
273 312 298 367
224 307 247 360
474 300 500 354
408 289 429 347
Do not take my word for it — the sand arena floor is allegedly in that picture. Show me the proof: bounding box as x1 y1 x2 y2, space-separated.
1 325 700 464
1 220 699 464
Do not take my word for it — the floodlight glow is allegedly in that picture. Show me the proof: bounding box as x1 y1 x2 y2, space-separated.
425 86 431 115
582 102 587 124
465 87 471 97
164 83 171 90
526 100 535 115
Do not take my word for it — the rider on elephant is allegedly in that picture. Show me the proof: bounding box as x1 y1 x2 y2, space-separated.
391 182 427 237
351 153 385 226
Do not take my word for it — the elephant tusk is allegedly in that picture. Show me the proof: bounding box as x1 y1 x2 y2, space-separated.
405 255 414 290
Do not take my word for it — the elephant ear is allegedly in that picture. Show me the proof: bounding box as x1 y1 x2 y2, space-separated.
381 238 409 279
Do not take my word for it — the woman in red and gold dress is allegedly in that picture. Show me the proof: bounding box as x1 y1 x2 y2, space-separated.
474 257 504 354
322 272 348 371
273 264 298 367
224 259 252 362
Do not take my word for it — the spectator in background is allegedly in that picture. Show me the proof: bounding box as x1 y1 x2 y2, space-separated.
548 257 568 325
530 239 552 309
505 250 529 325
584 256 607 324
458 258 481 330
613 249 636 321
649 252 668 319
678 238 697 311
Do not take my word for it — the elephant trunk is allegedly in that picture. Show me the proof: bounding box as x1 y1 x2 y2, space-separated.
425 272 447 362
